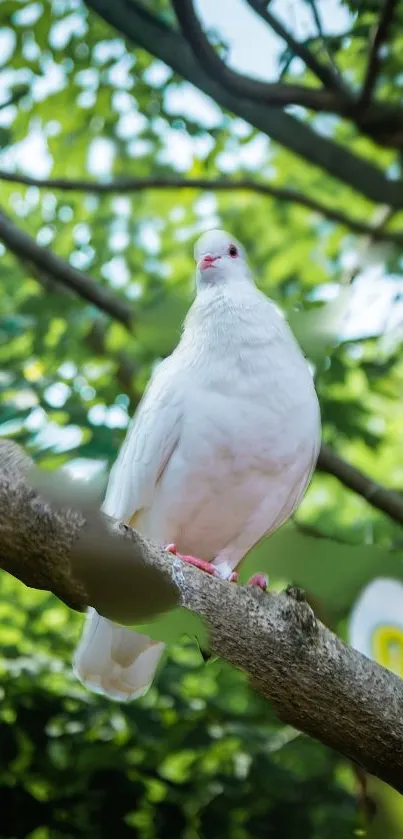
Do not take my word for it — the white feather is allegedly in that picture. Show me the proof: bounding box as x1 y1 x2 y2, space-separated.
74 609 164 701
74 360 183 700
101 357 183 525
74 229 321 701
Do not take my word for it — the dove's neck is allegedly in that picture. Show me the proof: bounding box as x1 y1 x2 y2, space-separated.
180 281 287 359
176 282 314 398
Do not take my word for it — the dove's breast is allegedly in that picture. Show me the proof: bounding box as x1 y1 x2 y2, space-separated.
142 330 320 563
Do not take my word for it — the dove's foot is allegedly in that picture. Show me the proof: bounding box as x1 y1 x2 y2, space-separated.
164 544 238 581
179 555 220 576
165 544 219 576
247 573 269 592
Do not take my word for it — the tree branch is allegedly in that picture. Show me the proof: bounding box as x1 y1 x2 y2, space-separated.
1 439 403 793
0 208 133 329
245 0 346 92
318 443 403 526
172 0 348 111
2 170 403 245
244 0 403 148
360 0 398 105
83 0 403 207
4 243 141 402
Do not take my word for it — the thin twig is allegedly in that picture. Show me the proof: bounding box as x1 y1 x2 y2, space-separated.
306 0 343 80
1 170 403 245
361 0 398 105
292 518 354 546
339 205 396 286
317 443 403 526
245 0 347 93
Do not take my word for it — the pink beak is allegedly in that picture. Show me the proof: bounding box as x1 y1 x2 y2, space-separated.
200 254 219 271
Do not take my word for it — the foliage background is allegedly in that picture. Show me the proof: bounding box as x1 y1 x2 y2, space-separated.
1 0 403 836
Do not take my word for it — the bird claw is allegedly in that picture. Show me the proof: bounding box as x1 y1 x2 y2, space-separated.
164 544 219 577
163 545 265 589
247 573 269 592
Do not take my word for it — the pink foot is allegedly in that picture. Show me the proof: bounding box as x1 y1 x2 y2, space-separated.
179 555 220 576
164 544 238 581
164 544 219 577
248 573 269 592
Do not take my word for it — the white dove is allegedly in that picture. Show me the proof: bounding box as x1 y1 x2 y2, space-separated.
74 229 321 701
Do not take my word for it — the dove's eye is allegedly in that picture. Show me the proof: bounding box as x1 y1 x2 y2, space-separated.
228 244 238 258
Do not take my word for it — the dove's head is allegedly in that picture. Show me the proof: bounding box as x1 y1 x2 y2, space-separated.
194 229 252 291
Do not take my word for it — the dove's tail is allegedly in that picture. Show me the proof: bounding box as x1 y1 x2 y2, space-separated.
73 609 165 702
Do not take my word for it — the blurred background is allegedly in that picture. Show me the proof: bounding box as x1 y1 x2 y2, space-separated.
1 0 403 836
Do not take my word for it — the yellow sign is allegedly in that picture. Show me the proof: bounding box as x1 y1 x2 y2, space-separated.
372 625 403 677
349 578 403 681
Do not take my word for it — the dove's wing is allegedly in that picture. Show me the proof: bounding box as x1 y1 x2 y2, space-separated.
253 396 321 552
102 356 183 524
267 425 321 538
75 357 182 703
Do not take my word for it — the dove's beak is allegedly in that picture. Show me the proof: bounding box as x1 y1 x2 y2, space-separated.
200 254 220 271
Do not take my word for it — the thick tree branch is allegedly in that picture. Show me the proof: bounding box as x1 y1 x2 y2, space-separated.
172 0 403 143
0 208 133 329
1 439 403 793
2 170 403 245
83 0 403 207
172 0 347 111
318 443 403 526
360 0 398 105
